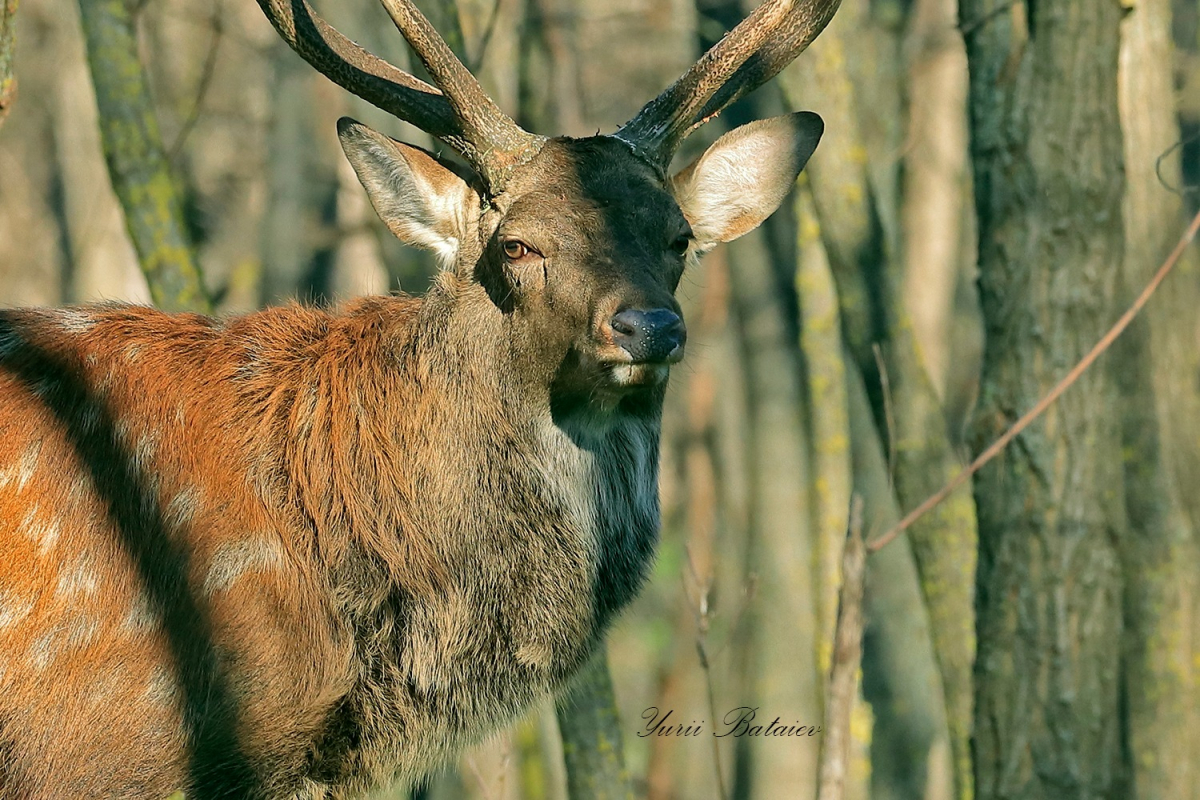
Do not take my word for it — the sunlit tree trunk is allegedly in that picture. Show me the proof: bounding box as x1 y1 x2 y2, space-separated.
0 0 15 125
76 0 209 312
1118 0 1200 796
780 1 975 796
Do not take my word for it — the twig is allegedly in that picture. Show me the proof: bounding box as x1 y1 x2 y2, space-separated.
1153 131 1200 197
169 0 224 164
468 0 505 73
816 497 866 800
958 1 1017 38
465 754 497 800
683 545 729 800
867 206 1200 553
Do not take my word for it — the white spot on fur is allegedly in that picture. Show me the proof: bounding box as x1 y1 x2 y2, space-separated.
55 560 100 598
0 590 35 629
13 440 42 493
121 594 159 634
134 431 158 467
56 309 96 333
164 486 201 531
64 614 100 648
203 537 284 596
123 342 144 363
79 404 102 434
27 513 62 554
145 665 178 706
29 614 101 668
28 631 56 669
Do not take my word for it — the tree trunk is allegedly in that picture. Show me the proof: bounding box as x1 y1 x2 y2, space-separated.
76 0 209 312
555 649 635 800
779 3 976 796
962 1 1128 797
1118 0 1200 795
0 0 15 125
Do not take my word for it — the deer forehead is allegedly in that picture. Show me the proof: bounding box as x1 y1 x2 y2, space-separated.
487 137 686 246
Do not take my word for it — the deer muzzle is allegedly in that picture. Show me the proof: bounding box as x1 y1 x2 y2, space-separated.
608 308 686 365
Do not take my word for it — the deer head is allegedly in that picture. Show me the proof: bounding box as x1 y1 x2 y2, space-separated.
258 0 837 415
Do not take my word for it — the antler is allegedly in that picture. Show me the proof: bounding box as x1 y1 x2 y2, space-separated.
616 0 842 166
257 0 544 190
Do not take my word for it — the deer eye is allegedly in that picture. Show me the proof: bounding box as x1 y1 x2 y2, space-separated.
503 239 533 261
670 233 693 255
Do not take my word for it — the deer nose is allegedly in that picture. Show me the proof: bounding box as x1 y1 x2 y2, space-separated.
609 308 686 364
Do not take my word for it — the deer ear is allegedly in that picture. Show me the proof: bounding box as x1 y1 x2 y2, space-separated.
673 112 823 248
337 117 479 266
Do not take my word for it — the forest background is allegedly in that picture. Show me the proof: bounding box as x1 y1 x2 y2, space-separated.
2 0 1199 798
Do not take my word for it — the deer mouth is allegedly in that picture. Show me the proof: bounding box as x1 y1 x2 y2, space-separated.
608 361 672 388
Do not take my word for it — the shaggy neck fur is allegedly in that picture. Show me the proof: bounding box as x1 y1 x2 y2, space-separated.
240 285 664 792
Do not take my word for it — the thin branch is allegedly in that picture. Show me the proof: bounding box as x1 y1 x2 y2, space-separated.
958 1 1016 38
465 754 498 800
816 496 866 800
867 206 1200 553
683 545 729 800
1154 131 1200 197
468 0 505 73
168 0 224 164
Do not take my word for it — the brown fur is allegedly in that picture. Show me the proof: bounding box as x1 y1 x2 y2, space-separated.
0 122 819 798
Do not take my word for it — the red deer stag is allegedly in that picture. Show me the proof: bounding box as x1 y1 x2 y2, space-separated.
0 0 838 796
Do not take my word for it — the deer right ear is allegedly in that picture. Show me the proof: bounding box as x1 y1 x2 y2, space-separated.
337 118 479 266
672 112 823 250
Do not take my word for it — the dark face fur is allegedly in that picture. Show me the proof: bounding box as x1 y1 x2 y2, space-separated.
475 137 690 413
337 112 824 414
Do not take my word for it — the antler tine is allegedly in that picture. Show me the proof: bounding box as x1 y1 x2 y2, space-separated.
616 0 842 166
258 0 542 190
258 1 461 144
376 0 544 188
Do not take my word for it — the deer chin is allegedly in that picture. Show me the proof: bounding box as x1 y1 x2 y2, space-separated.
608 362 670 389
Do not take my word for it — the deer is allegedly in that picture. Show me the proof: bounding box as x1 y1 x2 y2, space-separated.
0 0 838 796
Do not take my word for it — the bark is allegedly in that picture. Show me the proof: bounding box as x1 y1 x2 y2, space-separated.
141 0 274 313
780 3 976 796
848 362 949 800
555 649 635 800
0 0 65 307
726 222 822 800
1118 0 1200 796
796 183 852 700
76 0 209 312
816 502 866 800
0 0 15 125
795 185 869 800
900 0 969 399
50 0 147 304
962 2 1128 798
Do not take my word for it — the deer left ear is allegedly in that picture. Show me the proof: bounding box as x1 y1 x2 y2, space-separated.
338 117 480 267
672 112 823 249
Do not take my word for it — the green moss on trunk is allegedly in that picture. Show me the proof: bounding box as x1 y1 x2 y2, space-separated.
555 649 634 800
76 0 210 313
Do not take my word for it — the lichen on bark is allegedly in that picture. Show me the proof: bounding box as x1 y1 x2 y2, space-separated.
76 0 209 313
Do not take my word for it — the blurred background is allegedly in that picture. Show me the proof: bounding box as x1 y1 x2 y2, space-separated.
3 0 1200 798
